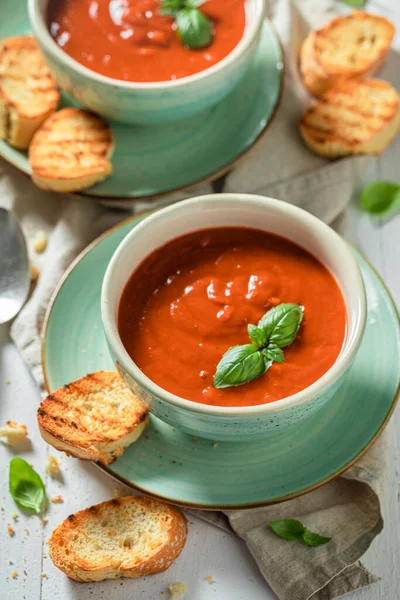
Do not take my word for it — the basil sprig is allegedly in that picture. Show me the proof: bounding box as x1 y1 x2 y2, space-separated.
213 303 303 389
9 458 46 514
269 519 332 547
160 0 213 49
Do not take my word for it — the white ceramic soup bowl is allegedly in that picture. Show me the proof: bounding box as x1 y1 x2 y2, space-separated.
102 194 367 441
29 0 265 125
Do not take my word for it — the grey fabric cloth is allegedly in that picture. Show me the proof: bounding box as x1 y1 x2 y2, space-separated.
1 0 395 598
190 433 386 600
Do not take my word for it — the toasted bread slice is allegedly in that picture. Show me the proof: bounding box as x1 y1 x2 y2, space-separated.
29 107 113 192
299 79 400 158
48 496 187 582
300 12 395 97
38 371 149 465
0 36 59 149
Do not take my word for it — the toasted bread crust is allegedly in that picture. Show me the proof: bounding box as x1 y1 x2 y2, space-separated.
299 79 400 158
29 107 113 192
38 371 148 464
48 496 188 582
0 36 60 149
300 12 395 98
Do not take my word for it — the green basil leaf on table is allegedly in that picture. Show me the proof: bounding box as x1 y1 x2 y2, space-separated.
360 181 400 216
9 458 46 514
213 344 271 388
258 303 303 348
247 324 267 349
176 8 213 49
302 530 332 546
262 344 285 363
269 519 332 546
269 519 305 541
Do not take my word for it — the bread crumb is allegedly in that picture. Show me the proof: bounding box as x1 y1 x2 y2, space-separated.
11 570 18 579
6 380 11 384
33 231 48 253
205 575 214 583
7 524 15 537
0 421 28 447
42 518 48 526
12 512 19 521
24 528 29 536
41 572 48 579
169 582 187 599
9 559 13 565
23 570 27 576
30 262 40 281
51 495 63 503
212 443 218 448
46 455 60 478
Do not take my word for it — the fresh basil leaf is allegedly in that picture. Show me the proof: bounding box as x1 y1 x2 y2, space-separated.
9 458 46 514
159 0 185 16
214 344 270 388
176 7 212 49
248 324 267 349
269 519 332 546
269 519 305 541
213 303 303 388
303 529 332 546
259 303 303 348
262 344 285 363
360 181 400 216
185 0 206 6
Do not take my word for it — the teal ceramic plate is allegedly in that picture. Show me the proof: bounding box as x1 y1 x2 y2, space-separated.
42 214 400 509
0 2 283 202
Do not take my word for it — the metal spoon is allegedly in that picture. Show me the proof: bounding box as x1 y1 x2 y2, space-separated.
0 208 30 324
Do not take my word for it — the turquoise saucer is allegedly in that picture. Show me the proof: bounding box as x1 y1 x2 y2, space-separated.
42 214 400 509
0 2 282 201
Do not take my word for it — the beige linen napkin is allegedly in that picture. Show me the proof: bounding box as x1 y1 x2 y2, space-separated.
2 0 395 598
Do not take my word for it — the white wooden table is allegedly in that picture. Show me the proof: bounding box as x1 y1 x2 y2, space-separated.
1 3 400 599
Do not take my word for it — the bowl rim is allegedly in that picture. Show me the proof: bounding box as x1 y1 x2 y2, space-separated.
101 193 367 416
28 0 266 90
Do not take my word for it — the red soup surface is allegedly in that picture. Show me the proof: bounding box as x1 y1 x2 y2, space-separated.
118 228 347 407
47 0 246 82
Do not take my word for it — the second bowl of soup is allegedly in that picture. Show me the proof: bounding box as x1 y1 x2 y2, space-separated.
29 0 265 124
102 194 366 440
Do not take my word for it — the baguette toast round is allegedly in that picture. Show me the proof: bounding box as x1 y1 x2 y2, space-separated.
300 12 395 98
38 371 149 465
0 36 60 149
29 107 114 192
299 79 400 158
48 496 188 582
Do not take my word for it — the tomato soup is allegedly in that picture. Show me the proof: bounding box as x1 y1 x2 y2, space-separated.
47 0 246 82
118 228 347 407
